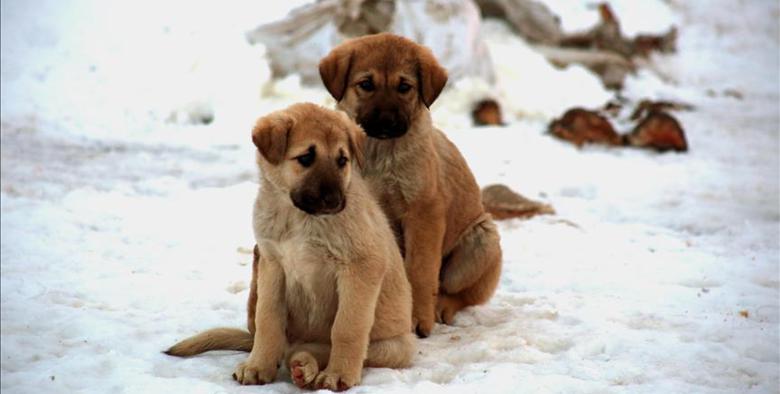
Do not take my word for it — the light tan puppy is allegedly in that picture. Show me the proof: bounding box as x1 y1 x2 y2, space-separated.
319 33 503 337
166 103 414 391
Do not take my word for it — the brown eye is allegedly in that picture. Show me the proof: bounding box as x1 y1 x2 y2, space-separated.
397 82 411 93
358 80 375 92
337 155 348 168
295 147 315 167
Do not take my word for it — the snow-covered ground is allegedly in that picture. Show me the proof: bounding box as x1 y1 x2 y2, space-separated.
1 1 778 393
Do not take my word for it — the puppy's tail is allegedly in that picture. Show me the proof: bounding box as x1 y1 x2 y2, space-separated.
164 328 253 357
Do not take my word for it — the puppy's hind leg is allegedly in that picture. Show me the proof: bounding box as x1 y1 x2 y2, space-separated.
365 333 416 369
437 216 502 324
286 343 330 389
285 334 415 389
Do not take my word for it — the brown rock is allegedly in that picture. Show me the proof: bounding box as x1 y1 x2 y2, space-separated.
549 108 624 147
482 184 555 220
472 99 504 126
625 111 688 152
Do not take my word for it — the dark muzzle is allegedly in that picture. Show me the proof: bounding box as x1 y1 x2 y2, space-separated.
360 110 408 139
290 182 345 215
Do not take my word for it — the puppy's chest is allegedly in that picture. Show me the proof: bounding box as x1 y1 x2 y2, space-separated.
266 236 340 290
365 158 417 214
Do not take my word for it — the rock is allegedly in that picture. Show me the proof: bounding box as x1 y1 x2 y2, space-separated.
625 111 687 152
548 108 624 147
482 184 555 220
471 99 503 126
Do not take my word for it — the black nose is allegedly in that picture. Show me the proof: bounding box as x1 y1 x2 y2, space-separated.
378 113 400 130
362 110 408 139
290 184 345 215
321 188 342 210
301 194 318 208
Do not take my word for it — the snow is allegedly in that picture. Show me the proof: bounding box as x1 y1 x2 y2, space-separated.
2 1 778 393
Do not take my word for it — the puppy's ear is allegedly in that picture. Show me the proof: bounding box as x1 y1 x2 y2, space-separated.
338 111 365 169
252 112 294 165
319 44 354 101
347 124 366 169
416 46 448 108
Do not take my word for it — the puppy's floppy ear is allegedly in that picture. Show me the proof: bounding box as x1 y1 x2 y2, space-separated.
252 112 294 165
319 44 354 101
416 46 448 108
347 124 366 169
338 111 365 169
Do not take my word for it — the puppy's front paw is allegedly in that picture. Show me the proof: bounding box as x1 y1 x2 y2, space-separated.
313 369 359 392
232 360 276 385
435 294 461 325
413 314 434 338
412 299 436 338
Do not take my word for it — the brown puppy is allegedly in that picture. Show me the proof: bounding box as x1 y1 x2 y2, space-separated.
319 33 503 337
166 103 414 391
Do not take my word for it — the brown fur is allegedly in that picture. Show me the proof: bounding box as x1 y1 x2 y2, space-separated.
318 33 503 337
166 103 414 391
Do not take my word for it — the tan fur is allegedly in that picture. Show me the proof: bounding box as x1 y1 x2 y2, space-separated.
319 33 503 337
166 103 414 391
246 244 259 334
164 328 253 357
